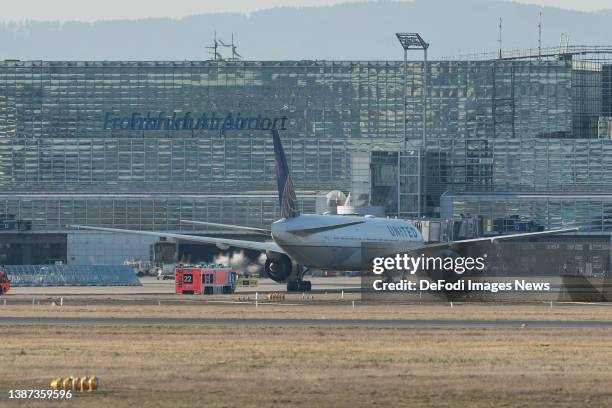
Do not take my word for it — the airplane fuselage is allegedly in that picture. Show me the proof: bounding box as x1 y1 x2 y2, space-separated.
271 214 423 270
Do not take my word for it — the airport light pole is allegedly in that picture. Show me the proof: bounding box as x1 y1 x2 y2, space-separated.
395 33 429 218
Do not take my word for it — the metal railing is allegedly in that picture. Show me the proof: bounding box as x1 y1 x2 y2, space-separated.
454 45 612 62
5 265 142 287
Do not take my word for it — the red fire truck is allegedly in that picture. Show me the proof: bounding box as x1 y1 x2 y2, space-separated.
0 270 10 295
175 264 238 295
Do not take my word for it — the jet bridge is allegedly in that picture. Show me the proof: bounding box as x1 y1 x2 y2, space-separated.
410 217 484 243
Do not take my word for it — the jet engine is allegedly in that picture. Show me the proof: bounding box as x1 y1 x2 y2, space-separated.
264 253 311 291
264 254 294 283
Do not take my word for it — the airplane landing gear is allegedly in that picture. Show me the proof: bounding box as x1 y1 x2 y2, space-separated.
286 265 312 292
287 280 312 292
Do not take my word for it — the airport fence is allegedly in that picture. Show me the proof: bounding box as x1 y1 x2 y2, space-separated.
5 265 142 286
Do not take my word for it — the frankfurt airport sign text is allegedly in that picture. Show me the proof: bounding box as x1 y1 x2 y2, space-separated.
103 111 289 133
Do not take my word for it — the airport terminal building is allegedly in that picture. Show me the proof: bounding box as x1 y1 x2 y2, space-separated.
1 46 612 264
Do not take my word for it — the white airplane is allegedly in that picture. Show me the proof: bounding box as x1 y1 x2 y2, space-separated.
72 130 577 291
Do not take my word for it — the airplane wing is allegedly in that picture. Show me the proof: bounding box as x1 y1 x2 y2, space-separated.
180 220 271 236
368 227 580 260
69 225 285 254
449 227 579 245
418 227 579 251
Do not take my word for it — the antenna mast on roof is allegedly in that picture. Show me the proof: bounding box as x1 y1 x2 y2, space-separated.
230 33 242 60
205 31 223 61
219 33 243 61
498 17 503 59
538 12 542 60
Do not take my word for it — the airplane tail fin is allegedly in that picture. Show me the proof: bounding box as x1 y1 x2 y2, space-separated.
272 129 300 219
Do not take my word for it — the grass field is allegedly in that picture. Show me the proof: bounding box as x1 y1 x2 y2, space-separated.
1 325 611 407
1 303 611 407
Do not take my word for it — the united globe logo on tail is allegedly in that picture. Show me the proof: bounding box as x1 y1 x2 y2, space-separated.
272 130 300 219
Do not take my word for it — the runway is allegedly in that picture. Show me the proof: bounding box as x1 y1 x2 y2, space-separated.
1 315 612 328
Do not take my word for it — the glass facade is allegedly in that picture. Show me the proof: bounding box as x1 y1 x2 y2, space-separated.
0 194 321 231
0 57 609 230
0 60 407 194
421 138 612 194
603 64 612 117
441 193 612 232
370 150 421 217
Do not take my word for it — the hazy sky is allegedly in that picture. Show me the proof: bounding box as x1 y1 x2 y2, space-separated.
1 0 610 22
